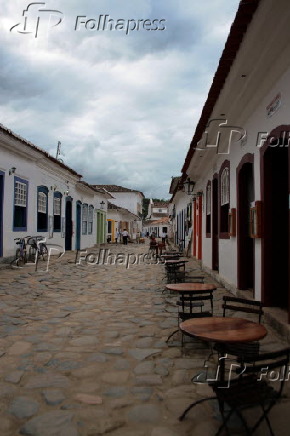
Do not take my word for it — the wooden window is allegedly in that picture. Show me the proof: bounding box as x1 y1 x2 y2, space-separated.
14 178 28 231
220 164 230 236
250 201 262 238
88 205 94 234
82 204 88 235
37 186 48 232
53 192 62 232
206 181 211 236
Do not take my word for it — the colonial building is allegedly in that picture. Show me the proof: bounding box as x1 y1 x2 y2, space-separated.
0 124 109 258
106 202 140 242
171 0 290 321
93 185 144 239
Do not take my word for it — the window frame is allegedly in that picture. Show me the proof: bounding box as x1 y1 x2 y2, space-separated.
37 186 49 232
82 203 88 235
13 176 28 232
53 191 62 232
206 180 211 238
219 160 230 239
88 205 94 235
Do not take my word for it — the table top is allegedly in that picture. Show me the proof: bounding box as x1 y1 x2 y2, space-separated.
180 317 267 343
165 259 188 264
166 283 216 292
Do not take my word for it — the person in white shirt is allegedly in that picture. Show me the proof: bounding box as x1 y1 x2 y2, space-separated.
122 229 129 245
161 231 167 244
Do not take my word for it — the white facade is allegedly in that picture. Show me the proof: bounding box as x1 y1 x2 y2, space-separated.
171 0 290 320
0 127 108 258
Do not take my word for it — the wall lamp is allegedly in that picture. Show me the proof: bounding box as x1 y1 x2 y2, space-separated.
182 177 195 195
50 184 57 191
9 167 16 175
100 201 105 210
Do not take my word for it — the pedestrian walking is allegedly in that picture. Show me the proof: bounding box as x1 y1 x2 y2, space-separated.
122 229 129 245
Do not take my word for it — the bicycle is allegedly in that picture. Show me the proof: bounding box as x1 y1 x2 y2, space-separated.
10 237 28 268
27 236 48 264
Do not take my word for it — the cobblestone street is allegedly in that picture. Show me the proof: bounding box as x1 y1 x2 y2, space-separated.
0 242 289 436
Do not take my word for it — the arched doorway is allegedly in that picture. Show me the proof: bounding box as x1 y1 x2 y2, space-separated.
261 125 289 316
65 197 73 251
237 154 254 291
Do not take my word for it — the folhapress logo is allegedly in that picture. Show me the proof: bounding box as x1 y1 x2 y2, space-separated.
10 2 64 38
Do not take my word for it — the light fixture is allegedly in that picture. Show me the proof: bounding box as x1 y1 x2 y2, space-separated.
64 181 70 196
100 201 105 210
182 177 195 195
9 167 16 175
50 184 57 191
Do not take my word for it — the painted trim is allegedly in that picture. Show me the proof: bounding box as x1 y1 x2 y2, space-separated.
13 176 29 232
206 180 212 238
81 203 88 235
212 174 219 271
53 191 62 232
260 125 290 320
236 153 255 291
219 160 230 239
88 205 94 235
0 170 4 257
37 186 49 232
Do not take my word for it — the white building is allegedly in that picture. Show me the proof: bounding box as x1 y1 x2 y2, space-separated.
106 202 140 242
93 185 144 240
144 199 172 237
171 0 290 322
0 124 108 258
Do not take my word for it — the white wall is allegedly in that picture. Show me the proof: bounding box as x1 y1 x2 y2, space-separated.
0 139 107 257
186 62 290 298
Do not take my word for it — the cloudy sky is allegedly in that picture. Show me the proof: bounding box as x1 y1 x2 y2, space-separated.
1 0 240 198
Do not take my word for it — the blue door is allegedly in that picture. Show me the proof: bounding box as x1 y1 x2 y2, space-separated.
0 172 4 257
76 202 81 250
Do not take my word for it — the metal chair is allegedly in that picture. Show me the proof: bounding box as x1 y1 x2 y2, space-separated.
166 290 214 345
179 347 290 436
165 261 186 283
210 347 290 435
214 296 264 361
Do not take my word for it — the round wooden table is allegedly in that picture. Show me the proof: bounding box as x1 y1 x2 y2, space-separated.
180 317 267 343
180 317 267 383
166 283 216 293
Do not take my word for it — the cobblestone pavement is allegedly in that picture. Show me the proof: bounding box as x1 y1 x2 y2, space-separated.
0 242 289 435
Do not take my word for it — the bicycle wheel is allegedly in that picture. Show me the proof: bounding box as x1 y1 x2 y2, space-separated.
39 243 48 260
28 246 37 263
10 249 25 268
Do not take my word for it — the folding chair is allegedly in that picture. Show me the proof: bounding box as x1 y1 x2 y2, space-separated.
211 347 290 435
165 261 186 283
166 290 214 345
214 296 264 361
179 347 290 436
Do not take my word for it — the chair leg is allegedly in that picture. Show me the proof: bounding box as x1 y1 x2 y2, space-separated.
252 402 276 436
179 396 216 421
166 329 179 343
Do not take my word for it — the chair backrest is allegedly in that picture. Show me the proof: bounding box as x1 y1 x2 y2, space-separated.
179 290 214 317
239 347 290 395
222 296 264 323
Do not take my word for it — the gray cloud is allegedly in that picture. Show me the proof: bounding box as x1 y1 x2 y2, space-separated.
1 0 240 197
